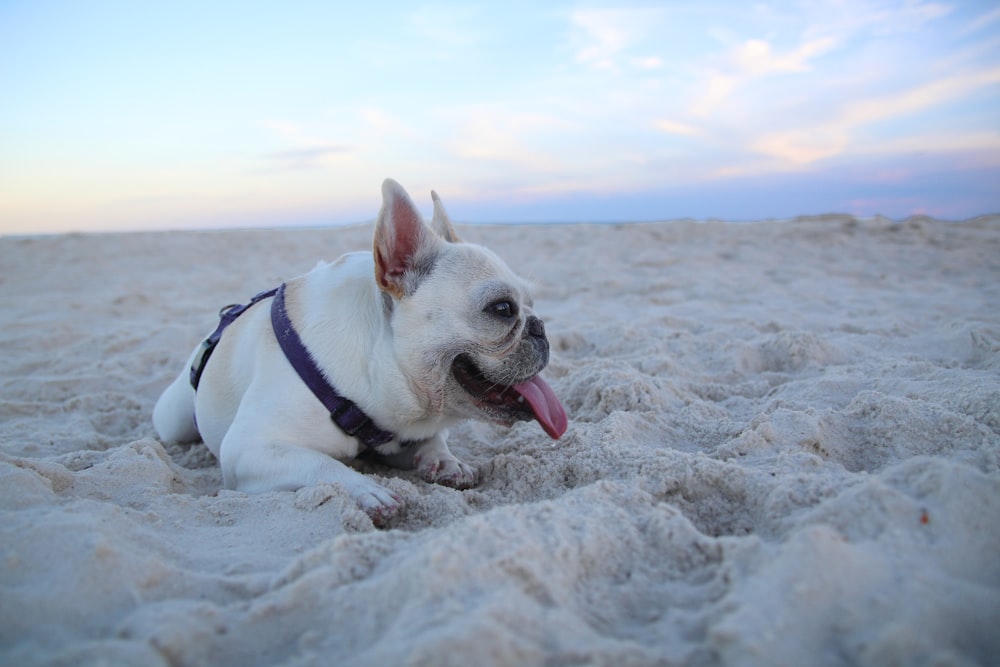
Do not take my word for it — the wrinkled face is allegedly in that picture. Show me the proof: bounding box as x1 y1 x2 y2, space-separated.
391 242 550 426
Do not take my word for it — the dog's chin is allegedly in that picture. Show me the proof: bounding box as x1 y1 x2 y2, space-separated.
450 354 537 426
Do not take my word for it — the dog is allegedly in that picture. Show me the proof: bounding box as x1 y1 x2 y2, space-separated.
153 179 567 525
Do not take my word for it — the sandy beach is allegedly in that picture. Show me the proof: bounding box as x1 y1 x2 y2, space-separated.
1 215 998 666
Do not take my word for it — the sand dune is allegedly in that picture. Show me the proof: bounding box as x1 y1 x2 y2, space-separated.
2 215 998 666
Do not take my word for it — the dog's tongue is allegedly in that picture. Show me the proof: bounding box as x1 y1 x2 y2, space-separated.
512 375 568 439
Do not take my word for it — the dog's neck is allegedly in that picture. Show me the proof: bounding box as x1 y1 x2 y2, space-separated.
270 282 404 450
285 255 456 442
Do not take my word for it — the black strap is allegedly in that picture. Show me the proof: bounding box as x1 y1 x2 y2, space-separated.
189 283 402 450
190 287 279 390
269 283 396 449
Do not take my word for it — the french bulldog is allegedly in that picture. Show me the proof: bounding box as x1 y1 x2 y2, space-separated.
153 179 567 525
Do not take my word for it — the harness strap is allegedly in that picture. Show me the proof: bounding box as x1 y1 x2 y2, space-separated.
190 287 279 390
189 283 402 451
270 283 396 449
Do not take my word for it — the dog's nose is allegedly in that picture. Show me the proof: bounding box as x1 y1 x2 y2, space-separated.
526 315 546 339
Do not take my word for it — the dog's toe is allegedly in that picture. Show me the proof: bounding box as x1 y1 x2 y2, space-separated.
420 459 478 490
365 500 400 528
350 481 402 527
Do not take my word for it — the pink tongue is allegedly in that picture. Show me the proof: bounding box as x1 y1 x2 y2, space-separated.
512 375 568 439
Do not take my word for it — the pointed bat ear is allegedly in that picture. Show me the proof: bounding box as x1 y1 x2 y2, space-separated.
430 190 461 243
373 179 439 298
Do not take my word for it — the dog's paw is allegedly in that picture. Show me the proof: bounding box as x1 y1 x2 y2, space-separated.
349 479 403 528
416 456 479 490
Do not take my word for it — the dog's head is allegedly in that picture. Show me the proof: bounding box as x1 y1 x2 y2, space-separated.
373 179 566 439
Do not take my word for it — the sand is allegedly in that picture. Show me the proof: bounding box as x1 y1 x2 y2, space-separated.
1 215 998 666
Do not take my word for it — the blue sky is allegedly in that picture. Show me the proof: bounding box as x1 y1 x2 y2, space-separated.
1 1 999 234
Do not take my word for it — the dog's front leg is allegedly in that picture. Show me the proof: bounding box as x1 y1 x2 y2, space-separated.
222 437 402 526
406 433 478 490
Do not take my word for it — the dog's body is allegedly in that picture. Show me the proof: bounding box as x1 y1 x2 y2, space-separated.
153 179 566 524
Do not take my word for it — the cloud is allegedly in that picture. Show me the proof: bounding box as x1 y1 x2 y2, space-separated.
801 0 952 40
257 119 357 171
962 7 1000 35
732 37 838 75
653 119 702 137
872 131 1000 159
749 129 848 165
569 8 664 73
259 118 334 147
690 36 838 116
840 66 1000 126
406 5 482 52
263 145 354 171
259 119 301 137
750 66 1000 165
687 1 957 119
629 56 663 71
446 107 569 170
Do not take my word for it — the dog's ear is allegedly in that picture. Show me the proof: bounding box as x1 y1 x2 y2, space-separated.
430 190 461 243
374 179 440 298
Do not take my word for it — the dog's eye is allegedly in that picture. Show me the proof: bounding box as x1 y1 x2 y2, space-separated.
485 300 518 319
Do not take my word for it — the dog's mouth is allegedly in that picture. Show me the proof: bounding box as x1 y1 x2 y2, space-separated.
451 355 567 439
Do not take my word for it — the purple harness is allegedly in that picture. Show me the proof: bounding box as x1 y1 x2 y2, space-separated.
190 284 397 449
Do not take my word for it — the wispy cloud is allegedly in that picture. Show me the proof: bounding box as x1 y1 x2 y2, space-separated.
841 66 1000 126
653 119 702 137
749 66 1000 165
3 1 997 233
629 55 663 71
690 36 839 117
258 118 355 171
259 119 334 147
736 37 838 75
445 106 570 170
801 0 952 39
870 131 1000 161
962 6 1000 35
406 5 483 54
570 8 664 73
263 145 354 171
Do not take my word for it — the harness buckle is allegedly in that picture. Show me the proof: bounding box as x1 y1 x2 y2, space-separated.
218 303 241 318
330 401 369 436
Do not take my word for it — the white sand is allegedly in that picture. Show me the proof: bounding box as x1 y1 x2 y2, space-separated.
1 215 998 666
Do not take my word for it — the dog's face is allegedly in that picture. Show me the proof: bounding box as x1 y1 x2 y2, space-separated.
373 180 566 439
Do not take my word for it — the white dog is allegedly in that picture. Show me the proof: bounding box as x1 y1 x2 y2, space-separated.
153 179 567 525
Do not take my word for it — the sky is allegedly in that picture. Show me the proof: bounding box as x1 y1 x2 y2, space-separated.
1 0 999 234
